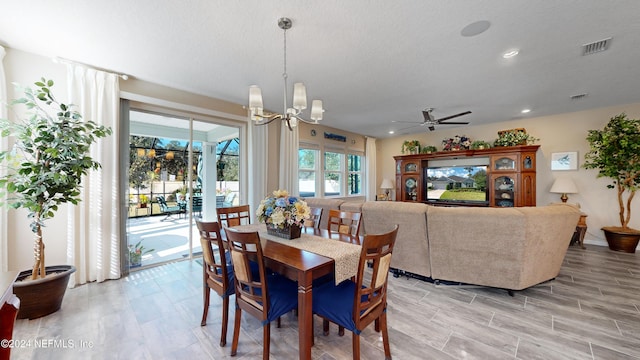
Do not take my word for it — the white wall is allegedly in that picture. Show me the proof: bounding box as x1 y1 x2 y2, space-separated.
377 103 640 247
4 48 69 271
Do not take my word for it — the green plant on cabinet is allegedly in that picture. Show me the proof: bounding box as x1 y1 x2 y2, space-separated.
401 140 421 154
493 130 538 147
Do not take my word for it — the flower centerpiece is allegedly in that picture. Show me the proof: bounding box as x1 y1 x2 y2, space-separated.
257 189 311 239
442 135 471 151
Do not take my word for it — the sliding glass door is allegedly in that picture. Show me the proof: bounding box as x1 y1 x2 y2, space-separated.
125 108 240 269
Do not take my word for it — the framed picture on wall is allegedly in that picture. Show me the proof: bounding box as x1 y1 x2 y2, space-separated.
551 151 578 171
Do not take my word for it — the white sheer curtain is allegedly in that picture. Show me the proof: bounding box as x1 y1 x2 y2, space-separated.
0 46 7 271
365 136 377 201
248 116 268 221
279 124 299 195
66 65 120 286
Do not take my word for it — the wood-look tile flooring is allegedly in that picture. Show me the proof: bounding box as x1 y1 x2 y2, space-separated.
11 244 640 359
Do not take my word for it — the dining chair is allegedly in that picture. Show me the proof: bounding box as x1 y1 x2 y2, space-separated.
217 204 251 227
196 220 234 346
327 209 362 237
312 224 399 360
224 227 299 360
304 207 323 229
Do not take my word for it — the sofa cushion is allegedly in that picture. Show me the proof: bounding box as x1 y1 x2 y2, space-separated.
362 201 431 278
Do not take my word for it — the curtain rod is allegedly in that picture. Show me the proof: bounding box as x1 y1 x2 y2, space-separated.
52 57 130 80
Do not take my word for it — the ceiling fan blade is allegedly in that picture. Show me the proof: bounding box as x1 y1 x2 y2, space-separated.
392 120 426 124
436 111 472 122
438 121 470 125
396 124 423 132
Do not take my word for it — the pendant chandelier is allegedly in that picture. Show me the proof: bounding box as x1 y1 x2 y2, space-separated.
248 17 324 131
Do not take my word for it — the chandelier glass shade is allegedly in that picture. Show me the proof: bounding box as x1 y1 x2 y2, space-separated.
248 17 324 130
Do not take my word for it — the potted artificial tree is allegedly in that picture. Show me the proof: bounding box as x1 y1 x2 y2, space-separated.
583 113 640 253
0 79 112 318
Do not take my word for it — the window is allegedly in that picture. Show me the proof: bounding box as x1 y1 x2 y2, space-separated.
348 154 363 195
299 146 365 198
299 149 318 197
324 151 342 196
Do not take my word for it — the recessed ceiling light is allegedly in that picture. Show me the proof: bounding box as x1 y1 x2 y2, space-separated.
521 109 531 113
503 49 519 58
388 130 395 135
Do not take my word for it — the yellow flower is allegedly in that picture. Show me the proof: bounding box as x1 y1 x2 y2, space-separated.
295 202 309 218
272 189 289 198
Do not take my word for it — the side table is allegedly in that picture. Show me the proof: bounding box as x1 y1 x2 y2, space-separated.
571 212 588 249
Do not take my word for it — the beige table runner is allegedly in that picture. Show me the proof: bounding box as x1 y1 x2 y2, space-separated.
236 224 361 284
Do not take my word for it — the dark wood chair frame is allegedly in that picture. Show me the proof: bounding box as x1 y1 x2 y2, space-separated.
217 204 251 228
313 225 399 360
196 220 234 347
224 227 298 360
327 209 362 237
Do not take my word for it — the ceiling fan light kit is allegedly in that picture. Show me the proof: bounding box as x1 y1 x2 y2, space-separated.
248 17 325 131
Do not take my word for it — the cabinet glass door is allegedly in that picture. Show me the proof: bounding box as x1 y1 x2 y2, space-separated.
494 175 515 207
494 156 516 170
404 177 418 201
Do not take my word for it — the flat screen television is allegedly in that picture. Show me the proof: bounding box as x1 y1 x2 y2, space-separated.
424 158 489 205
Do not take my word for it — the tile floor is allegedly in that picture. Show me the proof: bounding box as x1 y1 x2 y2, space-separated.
10 244 640 359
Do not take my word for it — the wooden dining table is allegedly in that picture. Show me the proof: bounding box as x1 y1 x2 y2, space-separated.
231 224 362 360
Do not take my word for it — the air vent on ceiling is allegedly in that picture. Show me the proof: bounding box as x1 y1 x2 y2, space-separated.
582 37 612 56
570 93 588 100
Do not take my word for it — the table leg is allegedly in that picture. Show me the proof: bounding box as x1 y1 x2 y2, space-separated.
298 271 313 360
576 226 587 249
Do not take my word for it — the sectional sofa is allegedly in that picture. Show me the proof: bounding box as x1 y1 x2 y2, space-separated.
303 198 581 291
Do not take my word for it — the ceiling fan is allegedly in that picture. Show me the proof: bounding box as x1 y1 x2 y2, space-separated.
394 108 471 131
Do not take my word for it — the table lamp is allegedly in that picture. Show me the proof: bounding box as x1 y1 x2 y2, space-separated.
380 178 394 201
550 176 578 203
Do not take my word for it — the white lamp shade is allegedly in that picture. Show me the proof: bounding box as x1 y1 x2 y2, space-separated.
550 177 578 194
380 178 394 189
310 100 324 121
292 83 307 110
249 85 264 111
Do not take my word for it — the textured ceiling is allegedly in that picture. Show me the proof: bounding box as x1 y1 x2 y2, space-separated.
1 0 639 138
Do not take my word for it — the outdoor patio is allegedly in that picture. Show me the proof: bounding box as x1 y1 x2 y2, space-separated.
127 213 202 269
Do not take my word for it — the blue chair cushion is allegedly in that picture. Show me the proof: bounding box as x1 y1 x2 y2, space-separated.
312 280 360 334
237 273 298 325
263 273 299 324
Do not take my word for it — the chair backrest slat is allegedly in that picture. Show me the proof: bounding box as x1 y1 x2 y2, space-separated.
217 205 251 228
196 220 230 295
224 228 269 320
354 224 398 328
304 207 323 229
327 209 362 237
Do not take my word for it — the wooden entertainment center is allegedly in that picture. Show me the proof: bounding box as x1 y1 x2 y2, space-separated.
393 145 539 207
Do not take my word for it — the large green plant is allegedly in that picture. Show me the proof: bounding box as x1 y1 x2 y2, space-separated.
0 79 112 279
583 113 640 230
